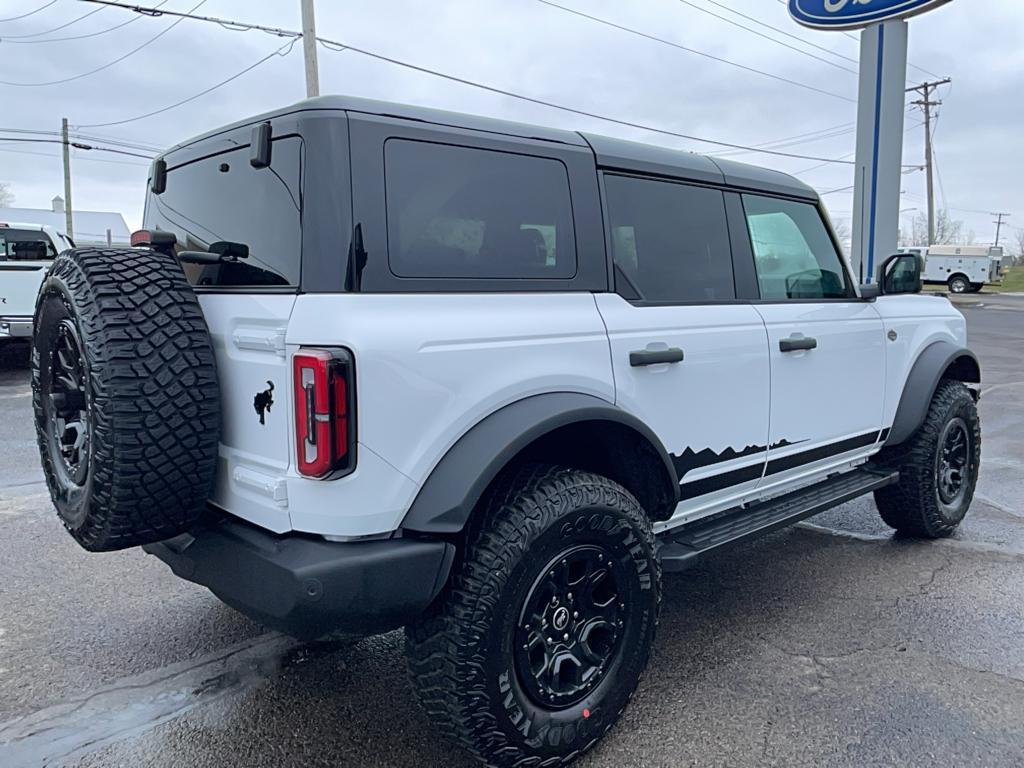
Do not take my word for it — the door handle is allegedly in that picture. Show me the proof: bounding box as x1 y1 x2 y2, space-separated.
630 348 685 367
779 336 818 353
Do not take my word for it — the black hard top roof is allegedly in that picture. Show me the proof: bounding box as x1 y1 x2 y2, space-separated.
165 95 817 201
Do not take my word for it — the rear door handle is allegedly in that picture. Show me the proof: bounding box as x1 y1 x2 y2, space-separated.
630 348 685 367
779 336 818 353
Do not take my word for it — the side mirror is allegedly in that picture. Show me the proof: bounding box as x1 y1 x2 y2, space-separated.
880 253 923 295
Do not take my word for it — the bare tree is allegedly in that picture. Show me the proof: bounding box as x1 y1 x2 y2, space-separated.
0 182 13 208
1014 228 1024 267
903 209 968 246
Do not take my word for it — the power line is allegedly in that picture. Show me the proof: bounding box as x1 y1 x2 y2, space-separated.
710 122 854 157
0 127 161 153
0 145 149 166
0 137 152 159
0 2 105 40
80 0 299 39
536 0 855 102
700 0 858 64
316 37 862 163
77 37 298 128
771 0 945 80
0 0 206 86
86 1 863 165
0 1 58 23
674 0 858 75
0 0 169 44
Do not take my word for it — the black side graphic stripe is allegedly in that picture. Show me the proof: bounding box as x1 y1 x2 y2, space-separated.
679 462 765 500
765 431 882 476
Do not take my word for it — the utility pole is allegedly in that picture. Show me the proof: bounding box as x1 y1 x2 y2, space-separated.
61 117 74 240
992 213 1010 248
907 78 951 246
300 0 320 97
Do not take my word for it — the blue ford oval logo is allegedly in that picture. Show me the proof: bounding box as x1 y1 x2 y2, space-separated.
789 0 953 30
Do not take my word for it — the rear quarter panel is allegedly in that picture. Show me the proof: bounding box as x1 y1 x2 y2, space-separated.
285 293 614 535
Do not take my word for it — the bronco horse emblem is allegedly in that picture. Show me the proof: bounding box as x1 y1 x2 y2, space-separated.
254 380 275 424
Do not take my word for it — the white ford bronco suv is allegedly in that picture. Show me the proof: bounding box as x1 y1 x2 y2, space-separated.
32 97 980 767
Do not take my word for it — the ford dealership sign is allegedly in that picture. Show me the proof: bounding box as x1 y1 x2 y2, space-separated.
789 0 953 30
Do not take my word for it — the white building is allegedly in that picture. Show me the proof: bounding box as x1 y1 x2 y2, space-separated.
0 197 130 247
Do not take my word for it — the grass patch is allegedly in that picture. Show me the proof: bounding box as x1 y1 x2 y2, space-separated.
993 266 1024 293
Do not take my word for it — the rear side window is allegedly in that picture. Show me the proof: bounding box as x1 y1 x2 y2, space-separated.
144 136 303 288
604 174 735 302
742 194 852 300
384 139 576 279
0 228 56 261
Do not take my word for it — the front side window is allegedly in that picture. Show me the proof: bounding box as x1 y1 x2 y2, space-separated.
604 174 735 302
743 195 852 300
144 136 303 288
384 139 576 279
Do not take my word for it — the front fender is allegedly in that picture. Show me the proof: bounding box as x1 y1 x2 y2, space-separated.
886 341 980 446
400 393 678 534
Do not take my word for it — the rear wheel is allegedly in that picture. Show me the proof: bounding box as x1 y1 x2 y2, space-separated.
406 465 659 767
32 248 220 551
948 274 970 294
874 380 980 538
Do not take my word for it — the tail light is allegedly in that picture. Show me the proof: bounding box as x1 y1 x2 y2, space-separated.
293 348 356 478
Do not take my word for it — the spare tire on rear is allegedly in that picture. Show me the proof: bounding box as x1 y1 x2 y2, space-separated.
32 247 220 552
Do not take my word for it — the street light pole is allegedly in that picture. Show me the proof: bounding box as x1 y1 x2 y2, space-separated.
300 0 320 97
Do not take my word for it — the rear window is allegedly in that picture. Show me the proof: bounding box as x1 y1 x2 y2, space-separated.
144 136 303 288
383 139 576 280
0 228 56 261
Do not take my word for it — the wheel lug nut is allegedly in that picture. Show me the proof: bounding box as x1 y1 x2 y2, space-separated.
573 611 579 618
567 592 573 600
563 633 569 641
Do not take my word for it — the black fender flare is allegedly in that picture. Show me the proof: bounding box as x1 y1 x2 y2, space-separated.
400 392 679 535
886 341 980 446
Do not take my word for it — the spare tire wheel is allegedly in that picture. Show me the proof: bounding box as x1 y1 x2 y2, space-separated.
32 247 220 552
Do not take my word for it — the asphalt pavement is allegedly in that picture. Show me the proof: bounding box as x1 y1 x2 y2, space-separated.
1 295 1022 767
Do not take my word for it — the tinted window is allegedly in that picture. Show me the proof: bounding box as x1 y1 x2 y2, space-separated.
743 195 852 300
144 136 303 287
0 228 56 260
384 139 575 279
604 175 734 302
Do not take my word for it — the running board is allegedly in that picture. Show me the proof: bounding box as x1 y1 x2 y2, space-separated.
658 468 899 572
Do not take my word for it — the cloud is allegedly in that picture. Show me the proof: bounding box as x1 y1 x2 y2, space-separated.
0 0 1019 242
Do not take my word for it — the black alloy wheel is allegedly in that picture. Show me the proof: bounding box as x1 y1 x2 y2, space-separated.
514 544 631 709
936 416 970 508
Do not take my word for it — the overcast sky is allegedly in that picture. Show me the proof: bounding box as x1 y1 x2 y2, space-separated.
1 0 1021 250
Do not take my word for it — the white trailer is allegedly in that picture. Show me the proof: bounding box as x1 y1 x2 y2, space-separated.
899 245 1004 294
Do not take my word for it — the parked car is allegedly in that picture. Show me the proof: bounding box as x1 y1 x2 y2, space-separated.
32 97 981 767
0 222 72 345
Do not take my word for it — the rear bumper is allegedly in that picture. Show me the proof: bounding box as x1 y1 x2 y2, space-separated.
0 316 33 339
143 516 455 640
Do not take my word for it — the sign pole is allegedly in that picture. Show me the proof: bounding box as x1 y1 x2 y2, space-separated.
850 20 909 283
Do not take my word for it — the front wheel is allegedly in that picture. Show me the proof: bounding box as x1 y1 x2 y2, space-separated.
874 380 980 538
406 465 660 767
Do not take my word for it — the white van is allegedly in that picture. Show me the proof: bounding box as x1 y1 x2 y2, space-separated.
0 222 73 344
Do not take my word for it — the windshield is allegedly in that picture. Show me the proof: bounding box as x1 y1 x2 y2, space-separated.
143 136 303 288
0 228 56 261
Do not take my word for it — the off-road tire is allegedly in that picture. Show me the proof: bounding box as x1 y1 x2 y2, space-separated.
32 248 220 551
874 380 980 538
406 464 660 768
